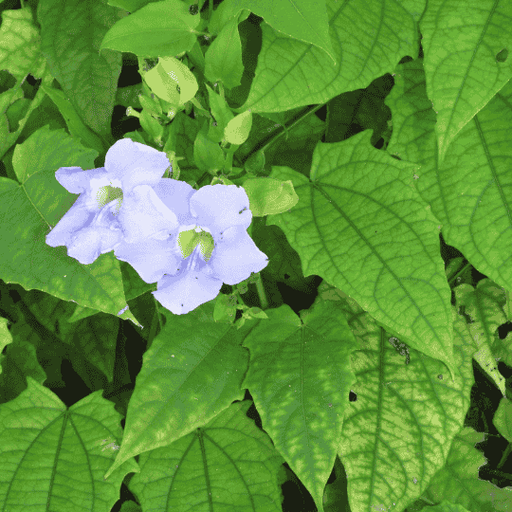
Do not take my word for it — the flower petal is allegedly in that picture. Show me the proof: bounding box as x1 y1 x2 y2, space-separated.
114 237 182 283
67 226 121 264
153 178 196 225
46 194 96 248
55 166 106 194
64 199 124 264
189 184 252 237
104 138 171 190
152 265 223 315
208 225 268 285
118 185 179 243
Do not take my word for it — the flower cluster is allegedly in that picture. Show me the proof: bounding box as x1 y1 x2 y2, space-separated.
46 139 269 315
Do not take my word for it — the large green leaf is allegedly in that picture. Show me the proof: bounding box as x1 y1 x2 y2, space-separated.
128 401 284 511
266 130 457 380
419 0 512 164
209 0 334 63
100 0 200 58
385 59 512 307
0 126 137 323
38 0 123 138
242 302 357 512
239 0 418 113
0 378 138 510
318 284 473 512
104 301 248 478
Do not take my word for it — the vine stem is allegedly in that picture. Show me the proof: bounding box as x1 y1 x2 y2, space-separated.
254 273 268 309
236 103 325 168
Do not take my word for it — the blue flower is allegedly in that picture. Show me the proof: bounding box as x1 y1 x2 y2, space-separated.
47 138 269 316
112 178 195 284
45 139 177 265
148 183 269 315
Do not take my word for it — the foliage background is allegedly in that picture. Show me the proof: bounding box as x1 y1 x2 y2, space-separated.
0 0 512 511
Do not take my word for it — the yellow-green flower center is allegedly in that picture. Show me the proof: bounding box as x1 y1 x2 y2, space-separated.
96 185 123 213
177 226 214 262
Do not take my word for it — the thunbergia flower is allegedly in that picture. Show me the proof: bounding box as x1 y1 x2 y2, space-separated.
45 138 177 265
47 137 269 316
147 179 268 315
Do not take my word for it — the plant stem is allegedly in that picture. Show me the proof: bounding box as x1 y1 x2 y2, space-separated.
254 273 268 309
240 103 325 166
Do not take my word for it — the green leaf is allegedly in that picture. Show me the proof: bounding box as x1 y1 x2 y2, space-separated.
494 398 512 443
0 9 48 160
244 149 265 175
0 378 138 506
38 0 123 137
39 83 106 154
116 84 143 108
193 124 225 173
11 288 119 384
1 126 135 320
143 56 198 107
266 130 457 380
128 401 284 510
243 177 298 216
224 110 252 145
211 0 335 63
239 0 417 113
0 317 12 362
242 302 358 512
139 108 164 144
0 9 46 79
386 58 512 310
453 280 507 396
204 16 244 89
168 111 201 172
213 293 237 324
107 0 155 11
100 0 200 58
205 84 234 142
0 336 46 404
208 0 250 35
104 302 248 478
420 1 512 164
422 427 512 511
320 284 473 512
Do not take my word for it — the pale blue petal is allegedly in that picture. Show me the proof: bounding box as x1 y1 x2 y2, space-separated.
55 166 106 194
153 178 196 225
152 259 223 315
65 200 124 264
208 225 269 285
118 185 179 243
189 184 252 237
104 138 171 191
114 237 182 283
46 194 96 248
